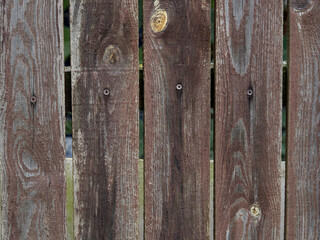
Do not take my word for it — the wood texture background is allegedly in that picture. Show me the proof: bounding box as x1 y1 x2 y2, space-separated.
143 0 211 238
70 0 139 239
286 1 320 239
2 1 320 239
215 0 283 239
0 1 65 239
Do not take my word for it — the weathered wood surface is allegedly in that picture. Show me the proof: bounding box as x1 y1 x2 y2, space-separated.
64 159 286 240
144 0 211 238
0 1 65 239
286 1 320 239
70 0 139 239
215 0 283 239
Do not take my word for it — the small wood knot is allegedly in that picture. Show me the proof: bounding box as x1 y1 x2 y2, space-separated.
150 9 168 33
109 54 116 63
104 45 121 66
249 204 261 218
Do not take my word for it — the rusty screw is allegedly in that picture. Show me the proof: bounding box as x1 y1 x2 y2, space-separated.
30 95 37 104
103 88 110 96
176 83 183 90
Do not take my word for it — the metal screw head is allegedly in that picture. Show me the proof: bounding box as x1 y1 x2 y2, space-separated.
103 88 110 96
30 95 37 104
176 83 183 90
247 89 253 96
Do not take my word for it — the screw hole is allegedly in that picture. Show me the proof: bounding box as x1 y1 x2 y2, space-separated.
247 89 253 96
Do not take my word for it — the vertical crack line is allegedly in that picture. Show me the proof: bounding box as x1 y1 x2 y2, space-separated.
32 77 35 151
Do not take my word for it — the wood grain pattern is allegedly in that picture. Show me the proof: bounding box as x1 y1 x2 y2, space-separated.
215 0 283 239
0 1 65 239
286 1 320 239
144 0 211 239
70 0 139 239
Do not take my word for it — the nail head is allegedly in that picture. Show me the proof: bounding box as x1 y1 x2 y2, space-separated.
30 96 37 104
103 89 110 96
176 83 183 90
247 89 253 96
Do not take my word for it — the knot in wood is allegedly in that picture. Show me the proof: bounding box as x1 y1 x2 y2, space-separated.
150 9 168 33
249 204 261 218
104 45 121 66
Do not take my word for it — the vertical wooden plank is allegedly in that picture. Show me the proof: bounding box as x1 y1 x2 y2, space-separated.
0 0 65 239
144 0 211 239
70 0 139 239
215 0 283 239
286 1 320 239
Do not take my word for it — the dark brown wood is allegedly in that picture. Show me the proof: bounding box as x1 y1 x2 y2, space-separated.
286 1 320 239
215 0 283 239
0 1 65 239
144 0 211 239
70 0 139 239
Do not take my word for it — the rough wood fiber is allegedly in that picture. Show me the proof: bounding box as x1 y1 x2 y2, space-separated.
0 1 65 239
70 0 139 239
286 1 320 239
144 0 211 239
215 0 283 239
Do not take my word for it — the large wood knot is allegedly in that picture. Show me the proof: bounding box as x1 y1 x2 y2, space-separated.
150 9 168 33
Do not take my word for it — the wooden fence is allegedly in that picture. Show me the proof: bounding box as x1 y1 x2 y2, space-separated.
0 0 319 239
